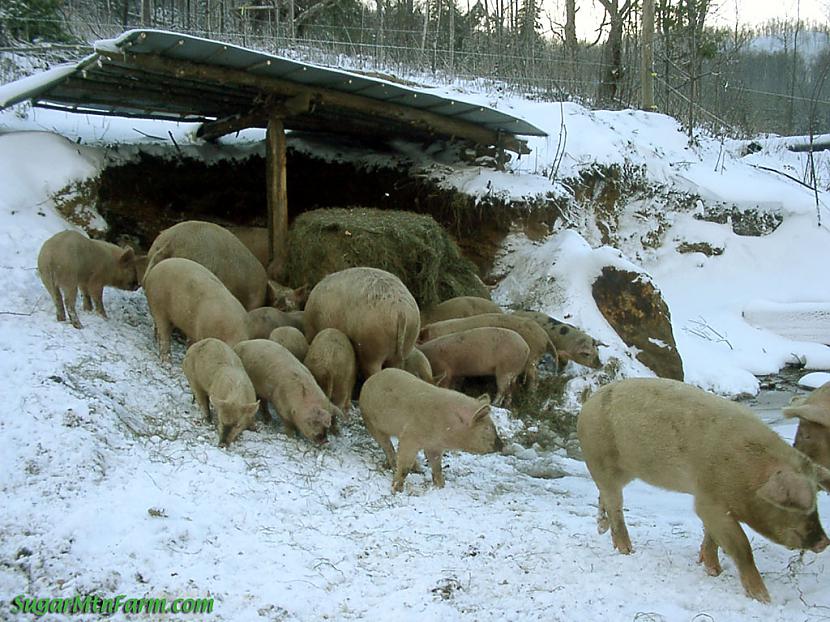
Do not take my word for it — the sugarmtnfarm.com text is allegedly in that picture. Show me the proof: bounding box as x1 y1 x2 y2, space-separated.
11 594 214 616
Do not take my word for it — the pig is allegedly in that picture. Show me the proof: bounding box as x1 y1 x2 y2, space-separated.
268 282 309 312
419 313 556 389
268 326 309 361
397 347 435 383
304 328 358 415
514 310 604 369
783 381 830 470
227 225 270 267
359 368 503 492
143 257 249 363
182 337 259 446
37 230 145 329
577 377 830 603
144 220 273 311
304 267 420 378
419 327 529 407
420 295 502 326
246 307 304 339
233 339 343 443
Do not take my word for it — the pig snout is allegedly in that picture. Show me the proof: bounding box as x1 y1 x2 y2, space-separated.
493 434 504 453
314 431 329 444
800 511 830 553
812 534 830 553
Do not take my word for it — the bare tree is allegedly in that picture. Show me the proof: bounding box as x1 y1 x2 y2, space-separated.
596 0 636 104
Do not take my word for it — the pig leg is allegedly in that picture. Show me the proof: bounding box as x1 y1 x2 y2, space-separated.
364 419 397 468
191 385 212 423
392 438 421 493
525 361 539 391
698 530 722 576
494 372 518 407
153 314 173 363
44 279 67 323
695 500 770 603
596 483 633 554
88 283 107 318
63 286 83 329
359 354 384 380
425 448 445 488
258 399 272 423
80 286 93 311
277 411 297 436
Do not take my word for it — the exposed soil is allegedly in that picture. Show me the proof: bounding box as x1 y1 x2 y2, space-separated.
90 146 563 277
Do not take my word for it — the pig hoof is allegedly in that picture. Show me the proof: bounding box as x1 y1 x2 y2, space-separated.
698 553 722 576
391 480 404 493
71 320 83 329
613 540 633 555
746 585 771 604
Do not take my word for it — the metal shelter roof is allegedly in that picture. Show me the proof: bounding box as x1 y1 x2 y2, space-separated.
0 30 546 152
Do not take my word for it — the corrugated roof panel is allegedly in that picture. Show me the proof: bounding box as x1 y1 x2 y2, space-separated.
1 29 547 142
101 30 546 137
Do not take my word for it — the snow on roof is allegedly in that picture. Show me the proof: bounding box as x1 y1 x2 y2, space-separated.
0 29 546 151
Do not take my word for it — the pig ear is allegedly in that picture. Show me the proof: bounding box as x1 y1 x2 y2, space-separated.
153 241 172 261
472 402 491 424
209 397 232 415
475 394 491 406
783 403 830 427
314 408 332 428
245 401 260 416
119 247 135 265
266 281 282 306
432 372 447 386
292 283 309 302
757 469 815 512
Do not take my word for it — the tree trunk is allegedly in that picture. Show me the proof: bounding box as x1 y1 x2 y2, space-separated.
565 0 577 82
598 3 623 103
641 0 655 110
376 0 385 64
141 0 153 26
449 0 455 73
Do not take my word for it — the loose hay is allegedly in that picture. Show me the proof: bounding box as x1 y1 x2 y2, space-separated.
285 207 488 308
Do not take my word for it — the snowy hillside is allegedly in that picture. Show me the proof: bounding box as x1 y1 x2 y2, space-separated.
2 81 830 620
748 30 830 64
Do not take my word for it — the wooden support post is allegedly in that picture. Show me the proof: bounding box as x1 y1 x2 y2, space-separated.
266 114 288 282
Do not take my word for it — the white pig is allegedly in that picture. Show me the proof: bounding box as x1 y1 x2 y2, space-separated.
182 337 259 446
578 377 830 603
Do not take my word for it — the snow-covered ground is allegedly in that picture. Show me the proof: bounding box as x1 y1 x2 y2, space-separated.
2 67 830 620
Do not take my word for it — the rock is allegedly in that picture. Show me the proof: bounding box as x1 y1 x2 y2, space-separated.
515 461 567 479
592 266 684 381
695 202 782 236
676 241 723 256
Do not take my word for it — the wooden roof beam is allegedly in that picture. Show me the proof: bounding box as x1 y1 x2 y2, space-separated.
98 52 530 155
196 93 312 141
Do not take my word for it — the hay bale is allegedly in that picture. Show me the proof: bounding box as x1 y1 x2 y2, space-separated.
285 207 488 308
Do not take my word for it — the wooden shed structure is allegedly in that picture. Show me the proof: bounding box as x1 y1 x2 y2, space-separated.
0 29 546 276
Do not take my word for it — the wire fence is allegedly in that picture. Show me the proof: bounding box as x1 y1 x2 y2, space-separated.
3 15 830 139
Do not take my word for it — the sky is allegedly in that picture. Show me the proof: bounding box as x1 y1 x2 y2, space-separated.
566 0 829 40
